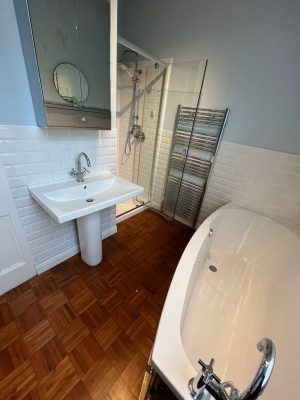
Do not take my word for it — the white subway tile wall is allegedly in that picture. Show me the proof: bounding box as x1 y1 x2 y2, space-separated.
0 125 117 272
198 141 300 229
151 60 207 211
137 64 165 201
117 62 147 185
150 129 173 209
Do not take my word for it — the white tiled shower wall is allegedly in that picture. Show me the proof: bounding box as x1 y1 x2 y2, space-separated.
117 61 164 203
117 65 141 183
0 126 117 273
151 60 207 210
150 129 173 209
198 141 300 230
137 64 164 201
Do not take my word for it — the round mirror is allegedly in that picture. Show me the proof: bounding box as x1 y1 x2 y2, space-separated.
53 63 89 105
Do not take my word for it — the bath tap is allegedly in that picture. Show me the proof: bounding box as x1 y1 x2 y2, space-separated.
188 338 275 400
70 152 91 182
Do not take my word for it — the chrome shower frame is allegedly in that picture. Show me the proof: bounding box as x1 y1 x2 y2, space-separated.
117 37 169 217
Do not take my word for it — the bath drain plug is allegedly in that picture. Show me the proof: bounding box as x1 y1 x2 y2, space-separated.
209 265 217 272
86 198 94 203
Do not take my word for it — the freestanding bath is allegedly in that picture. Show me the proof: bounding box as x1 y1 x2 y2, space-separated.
152 203 300 399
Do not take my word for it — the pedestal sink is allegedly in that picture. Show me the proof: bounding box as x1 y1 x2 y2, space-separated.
29 172 144 266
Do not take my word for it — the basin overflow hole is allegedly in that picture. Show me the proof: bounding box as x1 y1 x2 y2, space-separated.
209 265 217 272
84 185 87 189
86 198 94 203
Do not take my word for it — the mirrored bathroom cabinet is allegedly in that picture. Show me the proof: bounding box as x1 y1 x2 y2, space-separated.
14 0 111 129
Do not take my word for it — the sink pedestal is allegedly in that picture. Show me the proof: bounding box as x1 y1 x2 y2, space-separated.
77 212 102 266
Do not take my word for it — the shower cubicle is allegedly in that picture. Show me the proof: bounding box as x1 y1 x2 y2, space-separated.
116 37 167 217
116 37 229 227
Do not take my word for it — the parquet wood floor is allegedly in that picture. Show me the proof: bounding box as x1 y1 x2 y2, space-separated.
0 210 194 400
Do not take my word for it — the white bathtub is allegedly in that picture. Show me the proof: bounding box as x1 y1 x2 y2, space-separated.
152 203 300 399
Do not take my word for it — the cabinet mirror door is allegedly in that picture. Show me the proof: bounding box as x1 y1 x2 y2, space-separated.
28 0 110 112
28 0 80 106
75 0 110 111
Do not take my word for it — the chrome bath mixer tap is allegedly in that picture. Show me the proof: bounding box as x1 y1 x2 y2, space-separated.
188 338 275 400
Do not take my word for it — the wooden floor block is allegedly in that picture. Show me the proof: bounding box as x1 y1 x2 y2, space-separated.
0 301 13 328
83 358 119 399
62 278 88 299
17 302 46 333
80 303 106 331
23 319 55 356
111 303 138 332
22 384 48 400
70 334 104 376
108 376 137 400
70 289 97 315
40 289 68 315
65 381 92 400
48 303 77 334
121 351 148 398
0 321 20 351
106 333 136 374
126 315 153 347
0 360 37 400
0 347 14 380
57 318 89 353
0 210 194 400
7 337 28 371
30 337 65 379
99 288 124 313
32 276 58 300
94 317 121 351
40 356 79 400
9 289 37 318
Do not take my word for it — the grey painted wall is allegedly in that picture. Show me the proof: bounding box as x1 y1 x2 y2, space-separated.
120 0 300 155
0 0 35 125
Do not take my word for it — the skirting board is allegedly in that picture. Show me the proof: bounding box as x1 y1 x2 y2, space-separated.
35 225 118 274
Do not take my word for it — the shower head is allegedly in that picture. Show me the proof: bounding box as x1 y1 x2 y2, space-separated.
118 62 134 80
119 50 142 81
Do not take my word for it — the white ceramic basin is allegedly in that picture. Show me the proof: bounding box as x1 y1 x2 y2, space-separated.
44 177 114 202
29 172 143 223
29 172 144 266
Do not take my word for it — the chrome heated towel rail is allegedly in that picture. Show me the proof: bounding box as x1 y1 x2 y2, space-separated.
161 106 229 227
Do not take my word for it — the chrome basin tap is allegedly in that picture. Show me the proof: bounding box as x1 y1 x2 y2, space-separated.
188 338 275 400
70 152 91 182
